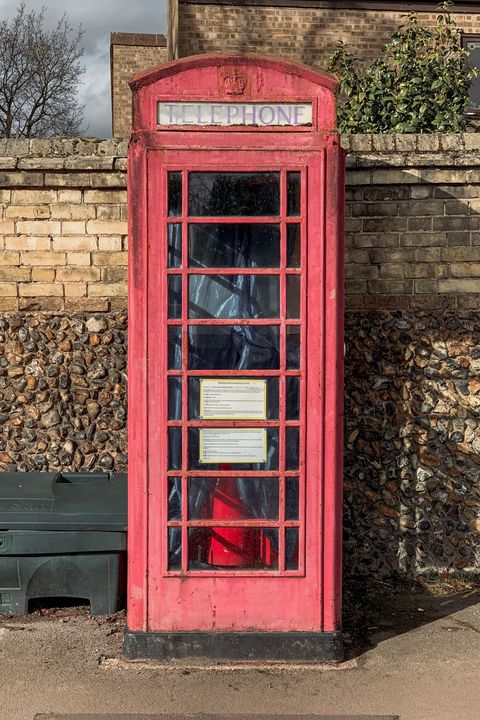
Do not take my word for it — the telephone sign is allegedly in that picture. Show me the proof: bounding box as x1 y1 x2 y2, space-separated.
125 54 345 662
157 102 313 126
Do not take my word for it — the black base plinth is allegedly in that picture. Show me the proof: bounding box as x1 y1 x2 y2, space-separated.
123 629 344 662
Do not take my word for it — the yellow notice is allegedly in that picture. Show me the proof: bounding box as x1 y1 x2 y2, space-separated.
199 379 267 420
199 428 267 464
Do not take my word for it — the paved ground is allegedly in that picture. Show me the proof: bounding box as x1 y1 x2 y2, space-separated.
0 585 478 720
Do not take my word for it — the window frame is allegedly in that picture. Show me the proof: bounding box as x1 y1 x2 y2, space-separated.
462 33 480 118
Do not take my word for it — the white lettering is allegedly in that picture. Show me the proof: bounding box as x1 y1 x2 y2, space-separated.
241 104 257 125
259 106 275 125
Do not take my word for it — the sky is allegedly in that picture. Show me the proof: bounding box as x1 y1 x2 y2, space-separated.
0 1 167 137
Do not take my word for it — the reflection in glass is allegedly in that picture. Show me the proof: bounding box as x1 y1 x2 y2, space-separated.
168 172 182 217
286 426 299 470
188 527 279 570
168 326 182 369
286 276 300 319
287 224 301 267
168 477 182 520
168 377 182 420
189 172 280 216
168 223 182 268
285 478 299 520
188 477 279 520
287 172 301 216
189 275 279 319
189 224 280 268
168 276 182 319
188 325 280 370
188 376 278 419
188 427 279 470
286 376 300 420
168 527 182 570
286 326 300 369
168 427 182 470
285 528 299 570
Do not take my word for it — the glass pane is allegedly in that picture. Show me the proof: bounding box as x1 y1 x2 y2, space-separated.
189 224 280 268
168 172 182 217
168 326 182 370
285 478 299 520
168 276 182 319
188 172 280 216
286 376 300 420
287 172 301 216
189 377 278 420
168 477 182 520
189 275 279 319
168 427 182 470
287 224 301 268
286 276 300 319
466 39 480 112
188 477 279 520
168 377 182 420
188 527 279 570
285 528 299 570
188 427 279 470
189 325 279 370
168 527 182 570
286 327 300 369
168 223 182 268
286 426 299 470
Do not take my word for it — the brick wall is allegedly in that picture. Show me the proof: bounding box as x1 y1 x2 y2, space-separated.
0 139 127 313
344 133 480 311
1 135 479 313
110 33 167 137
178 3 480 69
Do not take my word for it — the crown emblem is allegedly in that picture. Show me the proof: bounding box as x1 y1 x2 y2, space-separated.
221 69 248 96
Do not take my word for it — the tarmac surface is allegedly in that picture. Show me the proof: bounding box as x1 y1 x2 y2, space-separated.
0 585 478 720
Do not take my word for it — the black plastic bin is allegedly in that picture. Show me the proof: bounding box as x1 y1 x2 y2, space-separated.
0 471 127 615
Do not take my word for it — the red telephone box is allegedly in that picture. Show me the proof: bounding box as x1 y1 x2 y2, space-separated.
125 53 344 662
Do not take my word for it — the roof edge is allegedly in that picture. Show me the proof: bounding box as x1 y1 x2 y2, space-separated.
129 52 339 92
111 32 167 48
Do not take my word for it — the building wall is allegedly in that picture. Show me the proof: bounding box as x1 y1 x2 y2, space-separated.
0 136 478 579
110 33 167 137
178 3 480 69
108 7 480 136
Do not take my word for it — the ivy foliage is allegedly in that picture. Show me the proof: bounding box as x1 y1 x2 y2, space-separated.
327 2 477 133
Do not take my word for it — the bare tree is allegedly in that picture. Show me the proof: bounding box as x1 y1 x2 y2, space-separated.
0 3 85 138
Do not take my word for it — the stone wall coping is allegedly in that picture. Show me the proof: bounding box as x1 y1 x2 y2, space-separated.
110 32 167 48
0 134 477 164
340 133 480 155
0 138 129 159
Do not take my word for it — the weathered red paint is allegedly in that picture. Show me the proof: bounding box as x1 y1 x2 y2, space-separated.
127 53 344 635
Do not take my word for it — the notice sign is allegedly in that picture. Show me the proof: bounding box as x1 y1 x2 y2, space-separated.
157 102 313 127
199 428 267 464
200 379 266 420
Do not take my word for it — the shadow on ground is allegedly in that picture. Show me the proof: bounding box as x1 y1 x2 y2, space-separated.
343 575 480 660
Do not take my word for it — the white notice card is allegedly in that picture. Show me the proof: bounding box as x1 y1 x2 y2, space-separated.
200 379 266 420
199 428 267 464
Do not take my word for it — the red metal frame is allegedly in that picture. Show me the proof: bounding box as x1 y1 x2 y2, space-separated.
128 54 344 635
